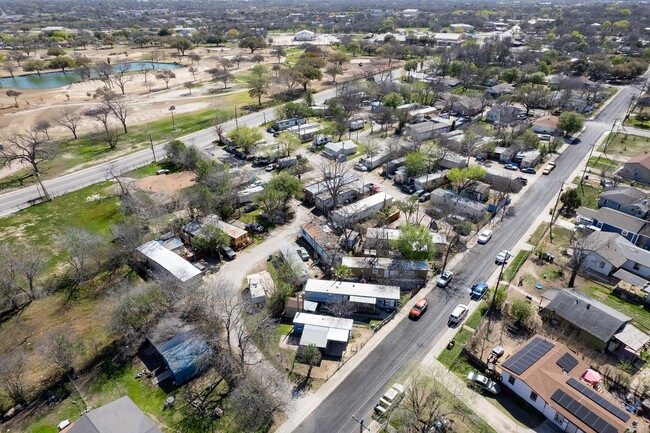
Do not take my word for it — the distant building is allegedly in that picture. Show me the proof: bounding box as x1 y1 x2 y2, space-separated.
450 23 475 33
433 33 465 46
405 119 453 142
619 153 650 184
68 396 162 433
294 30 316 41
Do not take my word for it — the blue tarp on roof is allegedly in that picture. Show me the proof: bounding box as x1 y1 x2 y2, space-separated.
155 331 210 385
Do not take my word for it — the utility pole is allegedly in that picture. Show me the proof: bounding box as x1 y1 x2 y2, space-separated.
234 105 239 128
549 181 564 244
351 416 370 433
148 132 156 162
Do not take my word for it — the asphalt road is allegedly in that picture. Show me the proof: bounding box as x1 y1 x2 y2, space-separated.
291 78 647 433
0 69 402 217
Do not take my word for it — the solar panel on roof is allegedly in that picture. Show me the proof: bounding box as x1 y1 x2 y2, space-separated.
502 337 555 375
566 378 631 422
551 389 619 433
556 352 579 373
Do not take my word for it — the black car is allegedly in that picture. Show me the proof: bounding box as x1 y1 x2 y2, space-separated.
245 223 266 233
401 184 416 194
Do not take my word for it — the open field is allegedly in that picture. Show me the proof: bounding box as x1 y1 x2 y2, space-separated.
599 133 650 158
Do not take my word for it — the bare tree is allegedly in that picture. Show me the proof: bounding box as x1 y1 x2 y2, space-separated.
33 120 52 140
156 70 176 89
0 243 45 307
55 109 82 140
0 349 28 404
111 63 133 95
98 89 129 134
318 159 353 212
85 105 112 136
6 89 22 107
59 227 106 286
0 129 57 201
567 233 598 288
44 328 84 374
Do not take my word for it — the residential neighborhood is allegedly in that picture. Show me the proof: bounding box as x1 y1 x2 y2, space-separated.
0 1 650 433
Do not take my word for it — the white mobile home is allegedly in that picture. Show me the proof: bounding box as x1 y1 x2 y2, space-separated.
237 185 264 204
136 241 203 288
303 279 400 312
331 193 394 226
247 271 275 304
279 243 310 286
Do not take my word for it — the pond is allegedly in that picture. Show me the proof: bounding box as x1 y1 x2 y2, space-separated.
0 62 181 89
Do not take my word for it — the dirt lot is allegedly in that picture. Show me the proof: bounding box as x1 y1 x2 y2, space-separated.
134 171 196 200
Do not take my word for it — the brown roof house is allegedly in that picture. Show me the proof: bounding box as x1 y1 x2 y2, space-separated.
532 115 560 134
619 153 650 184
501 335 636 433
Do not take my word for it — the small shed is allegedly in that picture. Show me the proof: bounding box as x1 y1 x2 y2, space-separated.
292 312 354 356
147 331 211 386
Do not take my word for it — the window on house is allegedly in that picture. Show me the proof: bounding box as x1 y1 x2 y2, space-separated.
530 392 538 402
508 375 515 385
621 230 629 236
554 413 565 424
372 269 379 275
599 261 606 269
634 263 641 270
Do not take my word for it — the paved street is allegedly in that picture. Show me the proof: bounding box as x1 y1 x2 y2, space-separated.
283 77 647 433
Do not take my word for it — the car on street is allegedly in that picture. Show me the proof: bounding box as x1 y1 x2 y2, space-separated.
520 167 537 174
296 247 310 261
374 383 405 415
470 283 489 300
221 246 237 260
504 163 519 170
516 176 528 186
437 271 453 288
409 298 429 319
418 192 431 202
467 371 501 394
495 250 512 265
369 183 382 193
245 223 266 233
354 162 368 171
542 161 556 175
448 304 469 326
477 229 493 244
265 163 276 172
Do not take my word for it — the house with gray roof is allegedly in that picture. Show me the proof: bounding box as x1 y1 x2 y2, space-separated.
340 256 429 288
619 153 650 184
68 396 162 433
598 186 649 219
584 207 650 249
581 231 650 280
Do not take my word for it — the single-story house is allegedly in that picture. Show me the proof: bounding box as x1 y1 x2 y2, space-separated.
248 271 275 304
439 153 468 169
513 150 542 168
490 146 515 162
598 186 649 219
330 193 394 226
323 140 358 159
182 216 250 250
405 118 453 142
145 330 211 386
430 189 485 220
443 94 484 116
413 171 449 192
136 241 203 288
485 104 521 124
340 256 429 288
67 396 162 433
618 153 650 184
433 32 465 46
292 312 353 356
501 335 636 433
580 231 650 280
532 115 559 134
363 227 447 252
580 207 650 249
304 279 400 312
294 29 316 41
542 288 638 352
484 83 515 98
300 222 357 268
460 181 491 203
303 175 359 204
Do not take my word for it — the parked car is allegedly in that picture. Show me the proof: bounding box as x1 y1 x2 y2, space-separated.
401 184 416 194
409 298 429 319
245 223 266 233
265 163 276 172
495 250 512 265
296 247 310 261
467 371 501 394
470 283 489 300
369 183 382 193
221 246 236 260
413 189 425 197
448 304 469 325
516 176 528 186
520 167 537 174
354 162 368 171
374 383 405 415
437 271 453 288
418 192 431 202
477 229 493 244
504 163 519 171
156 169 170 175
542 161 556 175
538 134 551 141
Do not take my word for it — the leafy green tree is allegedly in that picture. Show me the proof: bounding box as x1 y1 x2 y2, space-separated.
46 47 66 57
330 52 350 68
249 75 270 105
297 344 321 379
560 188 582 214
488 286 507 310
520 130 540 149
558 111 584 136
394 224 436 261
239 36 267 53
382 92 404 109
325 65 343 82
48 56 75 73
255 172 303 222
403 151 427 177
510 299 534 327
22 59 46 75
191 224 230 257
228 126 263 152
499 67 521 84
446 166 487 194
170 37 194 56
276 131 301 157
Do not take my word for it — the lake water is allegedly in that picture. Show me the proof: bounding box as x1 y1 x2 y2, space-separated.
0 62 181 89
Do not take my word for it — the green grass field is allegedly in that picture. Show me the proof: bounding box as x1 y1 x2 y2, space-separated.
438 328 472 369
598 133 650 157
587 156 621 174
571 177 601 209
503 250 531 282
582 284 650 331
